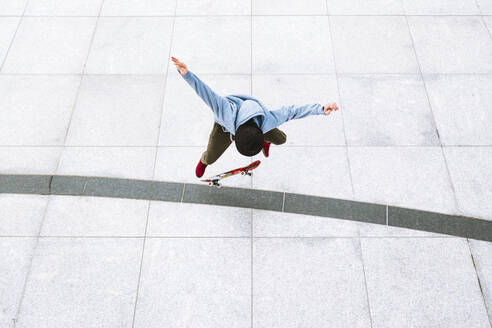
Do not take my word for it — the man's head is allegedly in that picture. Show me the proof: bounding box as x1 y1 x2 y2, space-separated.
235 118 263 157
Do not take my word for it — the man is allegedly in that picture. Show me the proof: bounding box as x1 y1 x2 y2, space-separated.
171 57 339 178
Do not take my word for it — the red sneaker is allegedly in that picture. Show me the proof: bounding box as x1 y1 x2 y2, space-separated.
262 142 271 158
195 160 207 178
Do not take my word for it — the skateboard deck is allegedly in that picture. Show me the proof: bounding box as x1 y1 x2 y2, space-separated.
201 160 261 188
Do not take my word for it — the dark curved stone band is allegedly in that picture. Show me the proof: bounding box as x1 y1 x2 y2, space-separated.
1 174 491 242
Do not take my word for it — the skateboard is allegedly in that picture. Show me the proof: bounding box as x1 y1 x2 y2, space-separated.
201 160 261 188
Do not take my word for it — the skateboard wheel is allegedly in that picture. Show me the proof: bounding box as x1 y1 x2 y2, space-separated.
216 183 222 188
208 182 213 186
248 172 253 176
241 171 246 176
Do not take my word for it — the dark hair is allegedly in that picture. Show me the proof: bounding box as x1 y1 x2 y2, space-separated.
235 118 264 157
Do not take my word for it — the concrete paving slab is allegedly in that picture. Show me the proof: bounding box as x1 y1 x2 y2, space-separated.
469 240 492 324
0 0 28 15
284 192 386 224
485 16 492 32
253 0 326 15
172 16 250 74
402 0 480 14
358 221 449 237
159 72 249 147
82 177 183 202
50 175 86 196
252 74 345 146
326 0 404 14
0 76 80 145
330 16 418 74
177 0 250 15
349 147 457 214
253 210 360 237
16 238 142 328
41 195 148 236
147 201 251 237
1 17 96 74
66 76 164 146
361 238 490 328
0 147 62 174
85 17 173 74
389 206 492 241
253 16 334 73
424 74 492 146
0 194 48 236
134 238 250 328
338 74 438 146
408 16 492 74
154 146 252 187
0 238 35 328
25 0 103 16
444 147 492 220
100 0 176 16
478 2 492 14
0 175 51 195
56 147 156 180
1 2 492 326
0 17 19 65
253 238 371 327
252 147 353 199
183 183 283 211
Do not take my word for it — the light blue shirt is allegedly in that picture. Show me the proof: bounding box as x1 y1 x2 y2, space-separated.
182 70 324 136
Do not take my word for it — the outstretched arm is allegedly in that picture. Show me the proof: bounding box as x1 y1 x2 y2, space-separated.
268 102 339 126
171 57 232 120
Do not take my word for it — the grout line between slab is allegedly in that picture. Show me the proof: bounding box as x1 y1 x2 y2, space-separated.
0 235 464 239
4 4 38 326
325 0 356 199
13 193 50 327
250 4 254 194
2 144 492 148
0 0 29 72
386 205 388 225
151 0 178 181
250 214 253 328
54 0 106 174
1 14 491 18
475 4 492 41
482 19 492 41
250 2 254 325
3 72 492 77
403 13 463 215
439 147 462 212
403 16 441 146
131 200 151 328
466 239 492 327
472 0 492 41
281 192 285 212
180 183 186 202
357 238 374 328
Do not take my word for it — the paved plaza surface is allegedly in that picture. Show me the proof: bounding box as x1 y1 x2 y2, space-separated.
1 0 492 327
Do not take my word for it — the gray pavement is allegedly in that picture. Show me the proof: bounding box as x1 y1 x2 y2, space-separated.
1 0 492 326
1 195 492 327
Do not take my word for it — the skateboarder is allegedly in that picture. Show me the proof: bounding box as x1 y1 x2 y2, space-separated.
171 57 339 178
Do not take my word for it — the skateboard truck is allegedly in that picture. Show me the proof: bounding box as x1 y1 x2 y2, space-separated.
241 169 253 176
208 180 222 188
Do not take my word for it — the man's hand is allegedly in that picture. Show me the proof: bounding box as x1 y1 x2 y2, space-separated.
171 56 188 75
323 102 339 115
